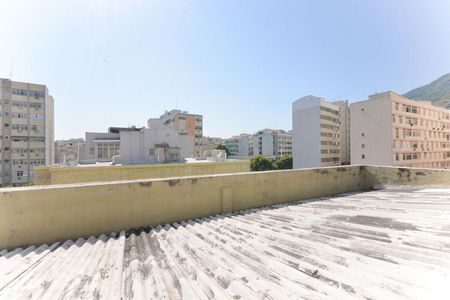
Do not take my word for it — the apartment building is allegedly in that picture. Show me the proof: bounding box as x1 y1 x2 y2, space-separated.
0 79 54 186
223 136 240 156
119 117 193 165
159 110 203 157
253 129 292 159
274 130 292 158
223 134 253 157
335 100 351 165
292 95 350 168
351 91 450 169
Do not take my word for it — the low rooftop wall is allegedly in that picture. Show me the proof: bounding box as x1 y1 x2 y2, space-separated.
1 165 449 249
364 165 450 187
33 161 250 185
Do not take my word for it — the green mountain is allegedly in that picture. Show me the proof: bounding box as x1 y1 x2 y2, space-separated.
403 73 450 108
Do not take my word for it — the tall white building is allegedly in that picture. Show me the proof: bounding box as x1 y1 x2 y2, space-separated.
0 79 54 186
292 95 350 168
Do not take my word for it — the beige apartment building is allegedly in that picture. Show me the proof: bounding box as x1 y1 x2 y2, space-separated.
0 79 54 186
351 91 450 169
292 96 350 168
160 110 203 157
335 100 351 165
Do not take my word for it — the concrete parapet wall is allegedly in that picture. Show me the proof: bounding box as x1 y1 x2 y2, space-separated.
1 165 363 249
2 165 450 250
33 161 250 185
364 165 450 187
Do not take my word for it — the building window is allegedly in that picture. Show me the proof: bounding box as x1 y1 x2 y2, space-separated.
361 154 365 159
361 144 365 148
395 153 399 161
361 133 365 137
30 102 43 109
30 114 44 120
149 148 155 156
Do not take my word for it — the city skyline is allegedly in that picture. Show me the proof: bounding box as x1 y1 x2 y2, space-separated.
1 0 450 139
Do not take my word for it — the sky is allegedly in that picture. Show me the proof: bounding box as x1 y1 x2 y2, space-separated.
1 0 450 140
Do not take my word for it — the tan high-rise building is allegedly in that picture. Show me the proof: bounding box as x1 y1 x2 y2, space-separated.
159 110 203 157
0 79 54 186
351 91 450 169
292 96 350 168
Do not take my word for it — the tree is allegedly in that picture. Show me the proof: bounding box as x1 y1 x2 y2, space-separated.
274 155 293 170
215 144 230 156
250 154 273 171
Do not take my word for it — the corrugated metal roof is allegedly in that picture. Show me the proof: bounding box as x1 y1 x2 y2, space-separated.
1 188 450 299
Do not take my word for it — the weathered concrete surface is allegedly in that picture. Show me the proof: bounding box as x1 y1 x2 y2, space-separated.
1 166 364 249
33 160 250 185
363 165 450 187
2 165 450 250
1 188 449 299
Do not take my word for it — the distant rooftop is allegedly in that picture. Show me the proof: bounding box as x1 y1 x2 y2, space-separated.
1 187 449 299
108 126 144 134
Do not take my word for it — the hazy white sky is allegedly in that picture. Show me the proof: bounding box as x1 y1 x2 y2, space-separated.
1 0 450 139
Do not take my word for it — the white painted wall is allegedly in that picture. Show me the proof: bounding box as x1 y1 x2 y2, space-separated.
292 96 322 168
119 121 194 165
239 134 251 156
350 95 393 166
84 132 120 163
253 129 275 157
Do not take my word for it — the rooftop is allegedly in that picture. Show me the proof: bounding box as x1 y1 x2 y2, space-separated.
1 187 449 299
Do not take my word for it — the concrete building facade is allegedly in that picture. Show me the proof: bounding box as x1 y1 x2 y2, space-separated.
223 133 254 157
119 117 193 165
351 91 450 169
253 129 292 159
158 110 203 157
223 136 240 156
0 79 54 186
292 95 350 168
83 131 121 164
